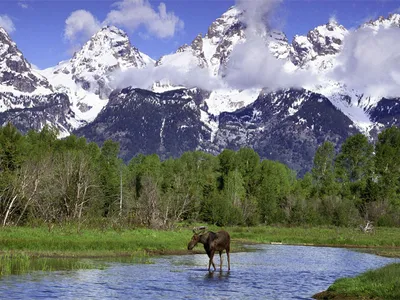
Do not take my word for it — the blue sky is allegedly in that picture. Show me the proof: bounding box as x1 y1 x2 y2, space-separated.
1 0 399 69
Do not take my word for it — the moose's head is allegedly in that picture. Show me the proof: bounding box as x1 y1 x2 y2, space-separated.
187 226 207 250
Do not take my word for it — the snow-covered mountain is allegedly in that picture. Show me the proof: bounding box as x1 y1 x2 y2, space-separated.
0 27 52 95
154 6 291 115
41 26 154 127
155 6 291 75
301 14 400 135
362 13 400 29
289 19 347 69
1 9 400 174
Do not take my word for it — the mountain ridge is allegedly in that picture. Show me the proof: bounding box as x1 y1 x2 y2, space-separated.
1 9 400 175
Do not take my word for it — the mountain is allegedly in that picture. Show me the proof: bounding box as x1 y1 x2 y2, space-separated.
73 87 214 160
0 27 52 94
214 89 360 173
0 93 74 136
0 27 76 135
1 10 400 175
362 13 400 29
302 14 400 136
74 87 359 174
289 19 347 69
155 6 290 85
41 26 154 127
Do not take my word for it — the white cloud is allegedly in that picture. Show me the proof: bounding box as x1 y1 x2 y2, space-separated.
223 0 312 90
64 10 101 44
236 0 283 35
112 64 223 91
63 0 183 52
18 2 29 9
224 37 310 90
0 15 16 34
330 27 400 98
111 0 310 91
104 0 184 38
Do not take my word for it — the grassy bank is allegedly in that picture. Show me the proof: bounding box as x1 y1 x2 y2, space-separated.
0 226 191 257
313 263 400 300
1 225 400 257
228 226 400 257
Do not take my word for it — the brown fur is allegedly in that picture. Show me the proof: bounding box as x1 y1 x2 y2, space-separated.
187 230 231 271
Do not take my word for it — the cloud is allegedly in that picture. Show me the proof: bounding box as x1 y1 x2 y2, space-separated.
18 2 29 9
112 64 224 91
224 37 311 90
64 0 183 47
64 10 101 45
0 15 16 34
223 0 313 90
104 0 184 38
236 0 283 35
330 27 400 98
111 0 311 91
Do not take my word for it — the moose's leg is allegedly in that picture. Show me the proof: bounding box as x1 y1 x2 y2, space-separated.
208 250 216 271
219 251 223 270
227 250 230 271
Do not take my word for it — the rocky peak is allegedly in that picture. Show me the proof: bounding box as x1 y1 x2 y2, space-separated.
362 13 400 30
0 27 52 93
206 6 243 41
290 20 347 66
47 25 154 99
155 5 290 82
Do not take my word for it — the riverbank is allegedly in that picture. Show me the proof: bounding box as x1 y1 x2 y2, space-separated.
313 263 400 300
2 225 399 297
1 225 400 258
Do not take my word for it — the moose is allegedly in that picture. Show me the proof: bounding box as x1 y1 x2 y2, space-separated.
187 226 231 271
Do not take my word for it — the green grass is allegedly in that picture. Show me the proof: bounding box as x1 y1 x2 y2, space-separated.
319 263 400 300
0 253 99 276
0 226 191 256
1 225 400 257
226 225 400 248
0 224 400 278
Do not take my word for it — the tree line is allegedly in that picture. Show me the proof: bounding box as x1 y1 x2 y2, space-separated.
0 122 399 229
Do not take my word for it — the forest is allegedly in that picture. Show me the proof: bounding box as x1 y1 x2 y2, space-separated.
0 122 399 229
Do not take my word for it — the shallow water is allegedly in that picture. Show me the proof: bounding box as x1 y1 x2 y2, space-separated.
0 245 398 299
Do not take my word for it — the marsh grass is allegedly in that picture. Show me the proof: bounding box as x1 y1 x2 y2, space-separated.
322 263 400 299
0 253 98 276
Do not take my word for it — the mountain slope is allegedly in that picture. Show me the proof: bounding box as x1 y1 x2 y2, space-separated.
0 27 52 94
41 26 155 127
74 87 360 174
74 87 213 160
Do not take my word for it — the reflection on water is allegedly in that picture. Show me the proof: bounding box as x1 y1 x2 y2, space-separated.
0 245 398 300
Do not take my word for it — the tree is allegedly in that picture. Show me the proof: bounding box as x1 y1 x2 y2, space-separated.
257 160 293 224
236 148 261 198
375 126 400 206
335 133 374 213
98 140 121 217
312 141 337 197
0 123 26 172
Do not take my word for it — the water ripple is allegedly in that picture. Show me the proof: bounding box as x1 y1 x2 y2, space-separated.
0 245 398 300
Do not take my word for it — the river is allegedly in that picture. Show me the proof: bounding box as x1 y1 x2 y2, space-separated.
0 244 398 299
